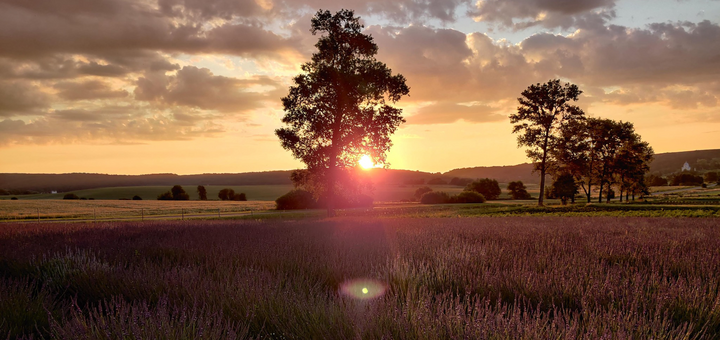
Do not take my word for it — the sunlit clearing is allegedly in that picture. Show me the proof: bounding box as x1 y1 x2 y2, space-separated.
359 155 374 169
340 279 386 300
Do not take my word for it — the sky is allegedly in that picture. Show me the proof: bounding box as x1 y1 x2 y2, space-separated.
0 0 719 175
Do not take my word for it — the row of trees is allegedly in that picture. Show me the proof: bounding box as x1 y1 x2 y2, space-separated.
511 80 654 205
157 185 247 201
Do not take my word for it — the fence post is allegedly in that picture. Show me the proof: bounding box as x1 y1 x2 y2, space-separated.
218 208 220 218
94 209 96 223
142 208 144 222
182 208 184 221
37 208 40 223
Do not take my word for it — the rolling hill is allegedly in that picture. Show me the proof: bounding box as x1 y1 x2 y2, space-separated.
2 149 718 193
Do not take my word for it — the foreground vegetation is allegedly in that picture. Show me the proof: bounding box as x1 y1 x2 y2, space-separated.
2 217 720 339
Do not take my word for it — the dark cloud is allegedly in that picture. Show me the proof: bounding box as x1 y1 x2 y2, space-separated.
134 66 283 113
0 81 50 116
470 0 616 30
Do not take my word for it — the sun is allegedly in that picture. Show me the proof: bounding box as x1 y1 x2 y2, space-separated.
359 155 374 169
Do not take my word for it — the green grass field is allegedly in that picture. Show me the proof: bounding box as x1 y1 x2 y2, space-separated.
1 183 542 202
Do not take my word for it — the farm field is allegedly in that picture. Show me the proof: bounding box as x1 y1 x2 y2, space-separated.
3 198 720 222
0 200 276 221
1 217 720 339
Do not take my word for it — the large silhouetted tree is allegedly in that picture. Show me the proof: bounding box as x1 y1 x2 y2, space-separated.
510 79 585 206
276 9 409 216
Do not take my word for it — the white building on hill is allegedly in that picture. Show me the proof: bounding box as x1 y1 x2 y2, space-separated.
681 162 691 171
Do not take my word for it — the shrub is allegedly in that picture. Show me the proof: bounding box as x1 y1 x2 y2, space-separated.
465 178 502 200
420 191 450 204
427 177 447 185
63 193 80 200
452 191 486 203
232 193 247 201
10 197 18 200
157 192 173 200
507 181 532 200
276 189 317 210
132 195 142 200
414 186 432 200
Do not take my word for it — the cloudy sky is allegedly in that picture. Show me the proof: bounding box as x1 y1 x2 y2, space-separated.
1 0 718 174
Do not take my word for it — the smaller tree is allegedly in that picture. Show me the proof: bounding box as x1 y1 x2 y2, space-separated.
132 195 142 200
705 172 719 184
232 193 247 201
63 193 80 200
171 185 190 200
510 79 585 206
414 186 433 200
197 185 208 200
549 173 578 205
465 178 502 200
157 191 173 200
507 181 532 200
646 174 668 187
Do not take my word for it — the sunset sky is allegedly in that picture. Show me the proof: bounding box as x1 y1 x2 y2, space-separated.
1 0 718 175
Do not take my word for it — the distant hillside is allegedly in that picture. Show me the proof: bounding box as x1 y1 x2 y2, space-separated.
443 164 538 184
442 149 720 184
0 171 295 193
3 149 718 192
649 149 720 174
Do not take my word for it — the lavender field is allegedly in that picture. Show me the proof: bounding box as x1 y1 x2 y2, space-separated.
1 217 720 339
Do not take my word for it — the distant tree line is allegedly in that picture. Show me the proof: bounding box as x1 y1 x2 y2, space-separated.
646 172 718 187
155 185 248 201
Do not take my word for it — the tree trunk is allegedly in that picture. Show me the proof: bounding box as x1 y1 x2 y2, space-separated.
325 162 336 217
582 181 592 203
598 182 603 204
538 131 551 207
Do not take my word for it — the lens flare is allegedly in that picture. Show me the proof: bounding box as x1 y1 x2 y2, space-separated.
340 278 386 300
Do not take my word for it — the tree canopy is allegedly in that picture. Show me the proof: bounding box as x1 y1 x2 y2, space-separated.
276 9 409 215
